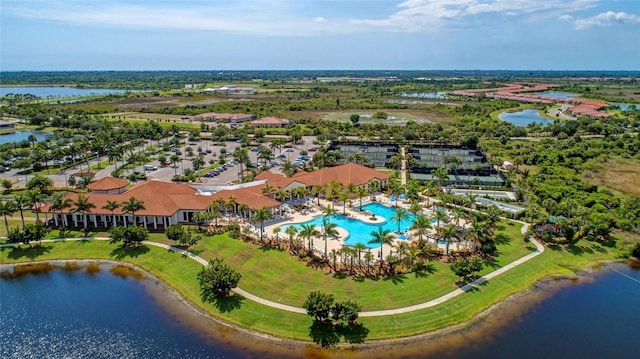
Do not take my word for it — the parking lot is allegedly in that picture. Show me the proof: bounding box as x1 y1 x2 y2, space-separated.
146 136 315 185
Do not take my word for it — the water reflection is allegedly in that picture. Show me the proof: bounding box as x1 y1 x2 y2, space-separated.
1 261 638 358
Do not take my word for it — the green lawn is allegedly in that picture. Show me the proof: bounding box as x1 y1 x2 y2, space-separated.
0 220 634 341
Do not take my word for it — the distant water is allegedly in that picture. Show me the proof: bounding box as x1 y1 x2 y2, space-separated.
616 104 637 111
399 92 446 99
1 261 638 358
499 109 554 126
537 92 577 99
0 87 131 98
0 130 51 145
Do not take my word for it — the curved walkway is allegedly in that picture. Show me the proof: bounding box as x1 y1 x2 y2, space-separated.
0 222 542 317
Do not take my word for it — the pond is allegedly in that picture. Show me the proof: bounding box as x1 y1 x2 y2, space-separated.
499 109 554 126
1 261 638 358
537 92 577 99
0 86 133 98
0 130 51 145
399 92 446 99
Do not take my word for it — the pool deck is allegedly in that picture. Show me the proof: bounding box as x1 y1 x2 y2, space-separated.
263 196 471 258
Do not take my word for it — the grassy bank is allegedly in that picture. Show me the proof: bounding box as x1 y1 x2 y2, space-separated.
1 221 633 341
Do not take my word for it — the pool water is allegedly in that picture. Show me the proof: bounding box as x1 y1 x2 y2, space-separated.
283 203 416 248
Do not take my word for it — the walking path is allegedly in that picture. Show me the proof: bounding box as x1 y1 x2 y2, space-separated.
0 222 541 317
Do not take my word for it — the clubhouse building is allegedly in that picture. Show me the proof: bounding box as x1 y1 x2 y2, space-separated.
40 163 388 230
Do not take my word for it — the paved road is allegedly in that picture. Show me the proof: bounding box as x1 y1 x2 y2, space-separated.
0 223 543 317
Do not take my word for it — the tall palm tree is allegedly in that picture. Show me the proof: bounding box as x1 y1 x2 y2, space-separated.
13 193 32 228
27 189 46 222
233 148 249 182
252 207 273 243
368 227 393 268
432 166 449 191
102 200 120 227
356 186 368 210
345 183 357 207
0 200 17 235
223 196 236 222
299 223 320 253
121 196 145 226
390 208 409 233
74 195 96 235
411 214 432 243
433 209 448 232
468 220 490 253
285 226 298 252
322 221 338 258
50 193 73 228
441 224 459 255
353 242 367 270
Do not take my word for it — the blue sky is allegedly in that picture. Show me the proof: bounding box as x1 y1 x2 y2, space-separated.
1 0 639 71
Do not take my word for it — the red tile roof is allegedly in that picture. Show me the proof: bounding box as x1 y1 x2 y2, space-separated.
210 185 282 210
87 177 129 191
41 180 213 216
292 163 388 187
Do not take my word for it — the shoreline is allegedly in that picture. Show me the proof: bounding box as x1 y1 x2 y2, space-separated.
1 257 629 356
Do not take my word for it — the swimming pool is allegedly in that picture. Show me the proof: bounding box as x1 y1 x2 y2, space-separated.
282 203 416 247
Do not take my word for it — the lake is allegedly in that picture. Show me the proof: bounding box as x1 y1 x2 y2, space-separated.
0 86 132 98
0 130 51 145
499 109 554 126
1 261 638 358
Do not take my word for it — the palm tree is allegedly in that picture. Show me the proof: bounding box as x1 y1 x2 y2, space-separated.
409 200 423 215
50 193 73 228
169 154 180 176
209 207 222 227
191 155 205 172
465 192 478 209
252 207 273 243
13 193 31 228
233 148 249 182
121 196 145 226
468 220 490 253
433 209 448 232
102 200 120 227
368 227 393 269
223 196 236 222
390 208 409 233
356 186 368 210
27 189 46 222
0 200 17 235
261 184 276 198
273 226 281 246
322 221 338 258
353 242 367 270
299 223 320 253
441 224 458 255
74 195 96 235
432 166 449 191
26 174 54 195
411 214 432 243
345 183 357 207
285 226 298 252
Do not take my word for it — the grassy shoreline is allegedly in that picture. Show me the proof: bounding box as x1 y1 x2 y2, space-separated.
1 225 633 343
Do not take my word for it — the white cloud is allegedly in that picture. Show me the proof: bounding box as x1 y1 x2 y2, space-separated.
350 0 598 31
571 11 640 29
2 1 355 36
